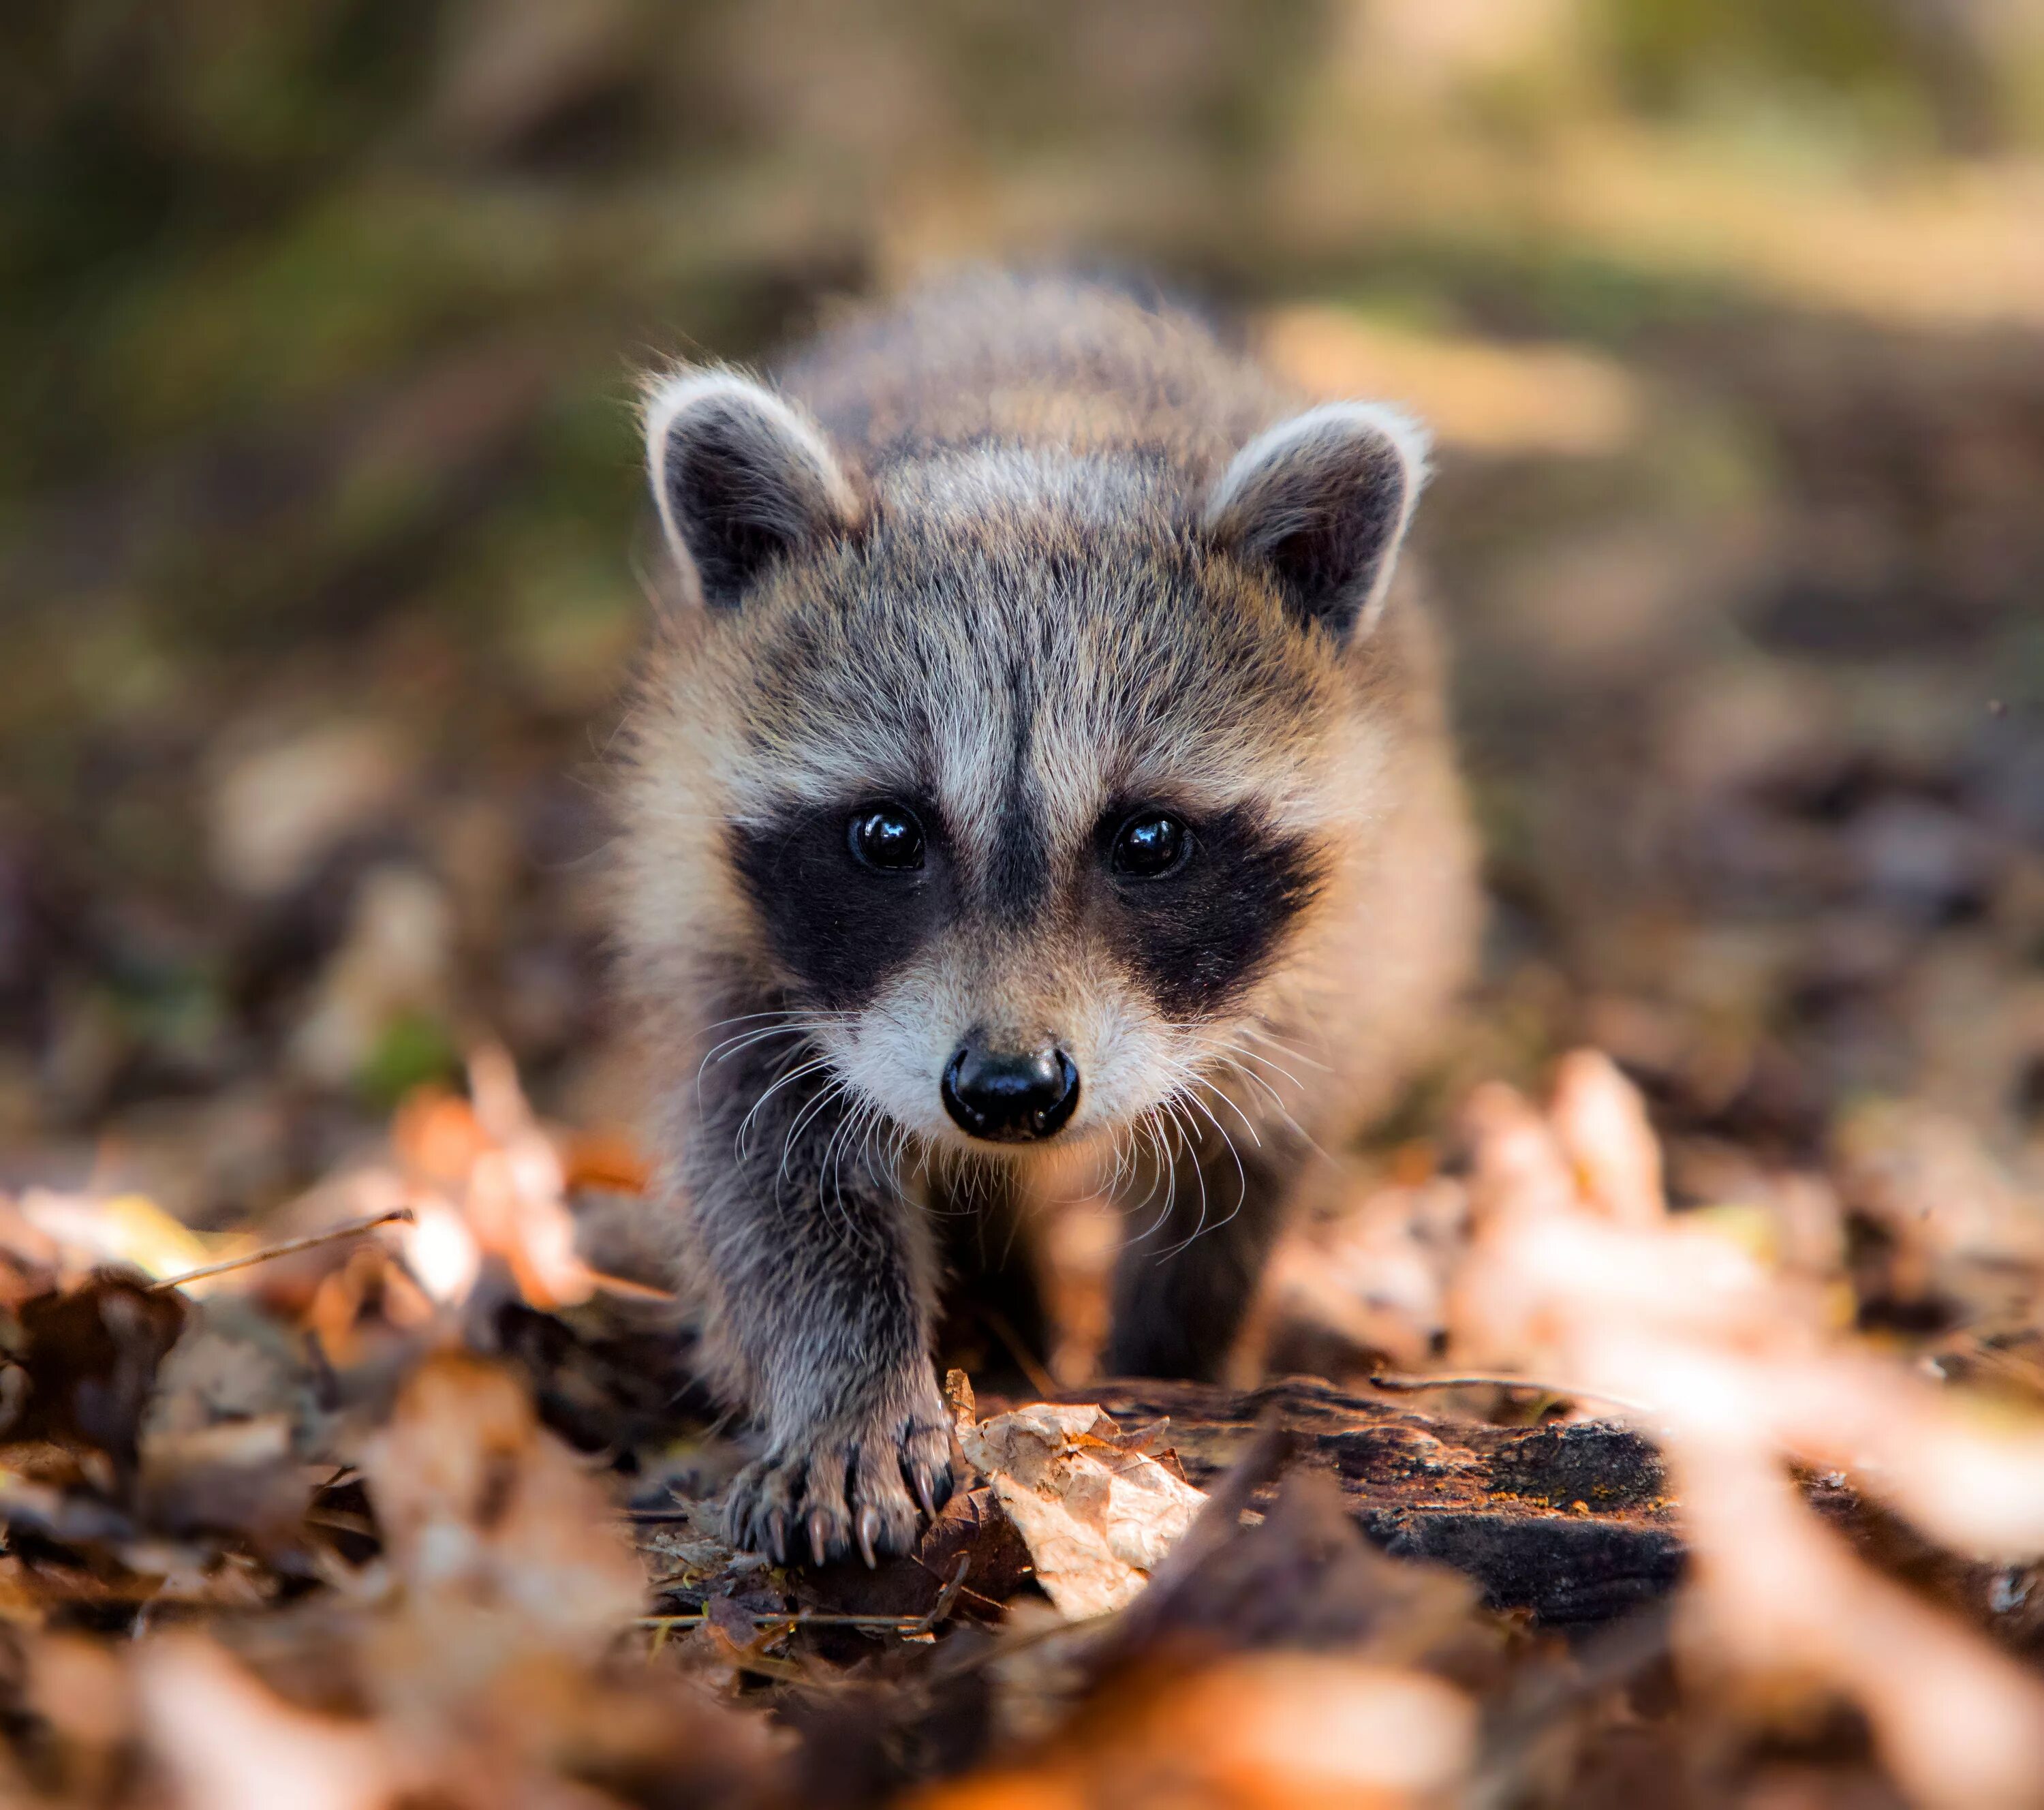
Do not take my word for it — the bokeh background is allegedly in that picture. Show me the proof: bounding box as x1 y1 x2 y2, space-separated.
7 0 2044 1251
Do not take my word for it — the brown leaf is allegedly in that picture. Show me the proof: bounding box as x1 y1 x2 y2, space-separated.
790 1484 1034 1623
0 1276 189 1484
908 1653 1475 1810
138 1414 313 1552
360 1351 645 1651
135 1633 403 1810
959 1402 1207 1619
1106 1467 1478 1668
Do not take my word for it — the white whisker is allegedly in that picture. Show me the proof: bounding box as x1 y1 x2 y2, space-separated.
1159 1085 1248 1258
734 1054 833 1159
775 1075 847 1201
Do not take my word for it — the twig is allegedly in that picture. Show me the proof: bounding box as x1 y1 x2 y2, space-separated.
931 1605 1124 1678
908 1554 972 1636
640 1554 974 1642
586 1268 677 1303
1367 1370 1654 1420
978 1306 1061 1401
149 1208 416 1292
636 1610 939 1631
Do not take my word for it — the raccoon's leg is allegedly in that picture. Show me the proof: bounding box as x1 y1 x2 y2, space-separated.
685 1036 954 1566
930 1157 1050 1394
1104 1129 1299 1382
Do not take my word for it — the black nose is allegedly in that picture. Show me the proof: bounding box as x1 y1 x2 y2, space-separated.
941 1040 1080 1141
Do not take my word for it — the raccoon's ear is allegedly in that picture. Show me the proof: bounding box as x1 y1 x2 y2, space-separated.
642 369 857 609
1203 402 1429 641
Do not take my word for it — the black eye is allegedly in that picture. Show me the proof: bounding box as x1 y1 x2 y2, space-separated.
848 803 926 873
1111 810 1190 879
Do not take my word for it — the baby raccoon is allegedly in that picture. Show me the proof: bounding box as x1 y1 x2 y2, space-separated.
619 272 1477 1565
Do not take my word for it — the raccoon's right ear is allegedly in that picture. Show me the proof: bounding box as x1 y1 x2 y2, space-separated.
642 369 858 609
1203 402 1429 642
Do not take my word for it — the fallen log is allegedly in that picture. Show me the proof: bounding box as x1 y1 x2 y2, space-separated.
1062 1377 1677 1627
1051 1377 2042 1644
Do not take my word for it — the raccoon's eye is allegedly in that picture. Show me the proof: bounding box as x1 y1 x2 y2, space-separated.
848 803 926 873
1111 810 1191 879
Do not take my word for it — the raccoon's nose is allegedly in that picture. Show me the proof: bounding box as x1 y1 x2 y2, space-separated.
941 1039 1080 1142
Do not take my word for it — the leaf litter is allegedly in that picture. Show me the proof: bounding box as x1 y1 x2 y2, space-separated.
11 7 2044 1804
0 1045 2040 1807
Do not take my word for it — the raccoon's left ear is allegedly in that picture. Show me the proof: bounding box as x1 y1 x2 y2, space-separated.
642 369 858 609
1203 402 1429 641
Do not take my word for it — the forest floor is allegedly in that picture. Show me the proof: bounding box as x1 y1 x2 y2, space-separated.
7 19 2044 1796
4 286 2044 1804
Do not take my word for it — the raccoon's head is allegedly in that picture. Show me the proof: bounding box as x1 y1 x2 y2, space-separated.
632 369 1428 1164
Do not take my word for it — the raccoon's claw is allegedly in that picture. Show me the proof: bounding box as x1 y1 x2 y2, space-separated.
724 1405 958 1567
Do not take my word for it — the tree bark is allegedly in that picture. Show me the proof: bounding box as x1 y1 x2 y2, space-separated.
1055 1377 2040 1643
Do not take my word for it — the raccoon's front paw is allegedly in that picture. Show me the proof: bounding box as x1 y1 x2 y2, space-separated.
725 1403 957 1567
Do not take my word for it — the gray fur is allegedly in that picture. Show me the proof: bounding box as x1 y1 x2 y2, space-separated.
617 272 1480 1565
684 1007 949 1562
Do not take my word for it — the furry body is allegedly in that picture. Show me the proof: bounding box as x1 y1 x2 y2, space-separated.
618 273 1478 1563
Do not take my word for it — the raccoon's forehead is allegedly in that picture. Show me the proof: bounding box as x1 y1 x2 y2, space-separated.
713 451 1347 833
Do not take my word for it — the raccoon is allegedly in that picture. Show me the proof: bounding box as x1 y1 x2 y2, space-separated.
618 272 1478 1566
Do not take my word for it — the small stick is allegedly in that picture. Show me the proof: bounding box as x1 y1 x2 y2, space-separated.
639 1556 976 1638
978 1306 1060 1400
908 1554 972 1636
1367 1370 1654 1420
586 1268 677 1303
149 1208 416 1293
635 1610 936 1631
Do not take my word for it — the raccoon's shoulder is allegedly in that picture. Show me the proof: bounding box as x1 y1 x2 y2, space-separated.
776 269 1280 476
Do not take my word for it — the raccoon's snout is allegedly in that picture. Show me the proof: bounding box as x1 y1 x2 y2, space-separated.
940 1038 1080 1142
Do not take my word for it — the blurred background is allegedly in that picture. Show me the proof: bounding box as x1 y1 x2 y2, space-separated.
5 0 2044 1251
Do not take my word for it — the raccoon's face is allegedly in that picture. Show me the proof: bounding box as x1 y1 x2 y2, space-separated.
637 371 1426 1162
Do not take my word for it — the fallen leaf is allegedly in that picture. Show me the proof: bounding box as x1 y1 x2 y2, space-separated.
389 1049 605 1312
139 1414 313 1551
789 1482 1034 1623
908 1653 1475 1810
360 1350 645 1651
135 1633 402 1810
959 1400 1206 1619
18 1190 224 1282
1452 1051 2044 1810
0 1276 189 1482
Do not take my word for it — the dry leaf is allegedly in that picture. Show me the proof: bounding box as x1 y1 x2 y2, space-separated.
1451 1050 2044 1810
17 1190 226 1282
0 1276 190 1481
136 1633 403 1810
361 1350 645 1650
959 1400 1206 1619
388 1047 612 1312
910 1654 1474 1810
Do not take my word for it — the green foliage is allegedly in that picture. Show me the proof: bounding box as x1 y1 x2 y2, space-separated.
1592 0 2002 153
354 1007 461 1108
